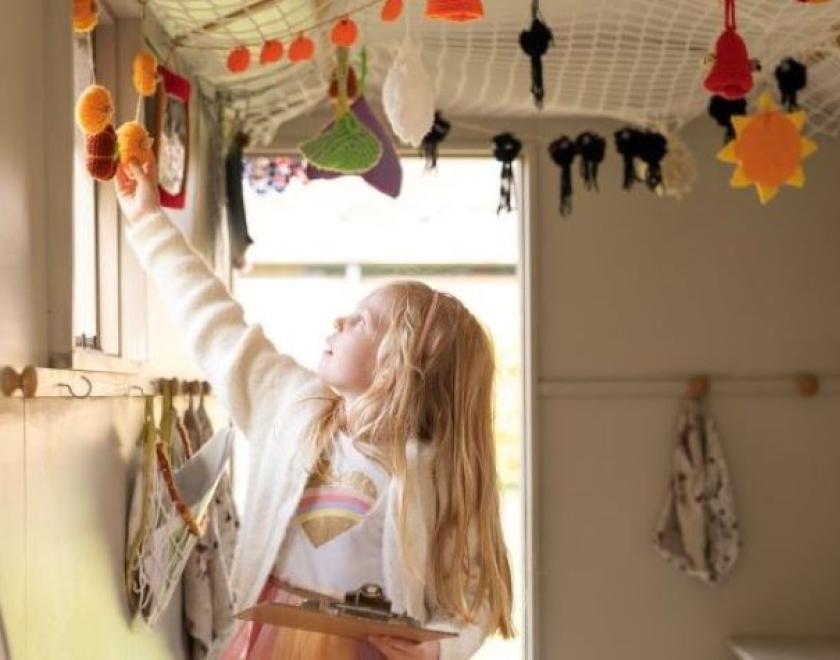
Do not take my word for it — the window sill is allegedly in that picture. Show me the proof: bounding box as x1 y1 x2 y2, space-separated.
49 348 144 375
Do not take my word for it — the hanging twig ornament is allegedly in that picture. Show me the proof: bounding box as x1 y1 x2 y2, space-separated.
548 136 576 216
708 95 747 142
519 1 554 109
574 131 605 191
421 111 451 170
492 132 522 213
775 57 807 111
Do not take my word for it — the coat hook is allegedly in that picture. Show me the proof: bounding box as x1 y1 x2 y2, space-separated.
1 366 37 398
58 375 93 399
796 373 819 398
687 375 710 401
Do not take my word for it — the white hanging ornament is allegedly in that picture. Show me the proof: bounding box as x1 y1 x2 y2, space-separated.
382 36 435 147
659 131 697 200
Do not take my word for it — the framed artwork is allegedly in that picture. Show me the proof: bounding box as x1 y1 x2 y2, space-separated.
152 65 191 208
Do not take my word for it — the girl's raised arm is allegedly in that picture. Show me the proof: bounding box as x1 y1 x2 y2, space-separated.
117 161 329 444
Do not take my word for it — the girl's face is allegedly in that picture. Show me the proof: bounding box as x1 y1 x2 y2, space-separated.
317 289 390 400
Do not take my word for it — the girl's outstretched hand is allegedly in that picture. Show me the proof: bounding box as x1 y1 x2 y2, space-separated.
115 158 161 225
367 636 440 660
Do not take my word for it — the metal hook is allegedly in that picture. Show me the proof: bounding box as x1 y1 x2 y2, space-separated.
127 384 147 397
58 375 93 399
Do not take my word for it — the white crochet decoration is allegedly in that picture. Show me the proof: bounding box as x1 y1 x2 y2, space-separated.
382 36 435 147
659 131 698 200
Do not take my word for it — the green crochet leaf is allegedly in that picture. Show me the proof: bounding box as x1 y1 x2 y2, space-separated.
300 112 382 175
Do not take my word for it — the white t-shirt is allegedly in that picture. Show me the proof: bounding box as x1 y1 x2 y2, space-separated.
273 433 391 597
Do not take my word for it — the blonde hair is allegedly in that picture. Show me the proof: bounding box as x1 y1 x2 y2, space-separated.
307 280 514 637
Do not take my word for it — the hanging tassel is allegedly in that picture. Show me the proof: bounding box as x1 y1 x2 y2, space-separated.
492 132 522 213
637 131 669 191
519 1 554 109
575 131 605 191
548 136 576 217
775 57 807 111
420 111 451 170
708 95 747 142
614 127 643 190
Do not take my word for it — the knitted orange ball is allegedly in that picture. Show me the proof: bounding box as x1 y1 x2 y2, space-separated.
73 0 99 33
133 50 158 97
75 84 113 135
85 124 118 180
381 0 404 22
116 121 153 166
330 18 359 47
260 39 284 64
289 33 315 62
227 46 251 73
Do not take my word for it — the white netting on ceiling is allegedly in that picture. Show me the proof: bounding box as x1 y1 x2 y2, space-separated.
145 0 840 145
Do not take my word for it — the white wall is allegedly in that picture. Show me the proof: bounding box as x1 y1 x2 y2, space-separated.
0 3 226 658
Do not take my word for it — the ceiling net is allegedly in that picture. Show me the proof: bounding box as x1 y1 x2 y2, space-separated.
144 0 840 144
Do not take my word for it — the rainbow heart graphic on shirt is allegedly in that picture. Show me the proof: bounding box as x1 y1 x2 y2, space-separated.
295 469 378 548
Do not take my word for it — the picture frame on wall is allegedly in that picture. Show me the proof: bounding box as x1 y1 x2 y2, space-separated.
151 65 191 209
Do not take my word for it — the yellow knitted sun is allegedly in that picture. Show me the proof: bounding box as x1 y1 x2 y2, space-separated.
718 92 818 204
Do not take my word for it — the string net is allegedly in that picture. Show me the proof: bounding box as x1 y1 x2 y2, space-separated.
125 401 200 626
144 0 840 144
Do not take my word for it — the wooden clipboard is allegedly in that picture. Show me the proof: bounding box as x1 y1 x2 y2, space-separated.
236 602 458 643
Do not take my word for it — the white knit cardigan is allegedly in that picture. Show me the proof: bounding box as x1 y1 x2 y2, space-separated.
126 210 492 659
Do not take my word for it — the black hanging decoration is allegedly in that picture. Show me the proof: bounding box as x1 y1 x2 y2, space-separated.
420 111 451 171
519 1 554 109
548 136 576 217
774 57 807 111
574 131 606 191
492 132 522 213
636 131 668 191
708 95 747 143
614 127 644 190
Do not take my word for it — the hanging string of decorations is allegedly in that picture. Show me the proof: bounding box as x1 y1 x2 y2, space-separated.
519 0 554 109
72 0 156 182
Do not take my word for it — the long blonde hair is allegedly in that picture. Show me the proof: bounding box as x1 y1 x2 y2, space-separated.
307 280 514 637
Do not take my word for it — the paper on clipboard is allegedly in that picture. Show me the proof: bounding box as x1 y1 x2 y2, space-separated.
174 425 233 515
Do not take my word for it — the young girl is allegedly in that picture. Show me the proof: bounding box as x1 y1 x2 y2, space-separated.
115 160 514 660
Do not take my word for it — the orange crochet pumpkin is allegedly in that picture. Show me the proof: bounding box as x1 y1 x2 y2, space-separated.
75 84 113 135
331 18 359 47
425 0 484 21
133 50 158 97
85 124 118 181
260 39 284 64
289 33 315 62
116 121 153 166
381 0 404 22
73 0 99 33
227 46 251 73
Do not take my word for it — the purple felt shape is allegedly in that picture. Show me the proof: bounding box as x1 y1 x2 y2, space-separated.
305 96 403 198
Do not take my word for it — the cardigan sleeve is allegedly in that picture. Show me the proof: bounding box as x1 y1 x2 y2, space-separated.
125 209 330 444
427 605 493 660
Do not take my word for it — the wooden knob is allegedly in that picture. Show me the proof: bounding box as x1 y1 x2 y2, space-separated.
687 375 709 401
796 374 819 398
201 381 211 395
1 366 37 398
169 377 180 395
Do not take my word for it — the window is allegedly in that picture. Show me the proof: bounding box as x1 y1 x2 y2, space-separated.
61 2 146 371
